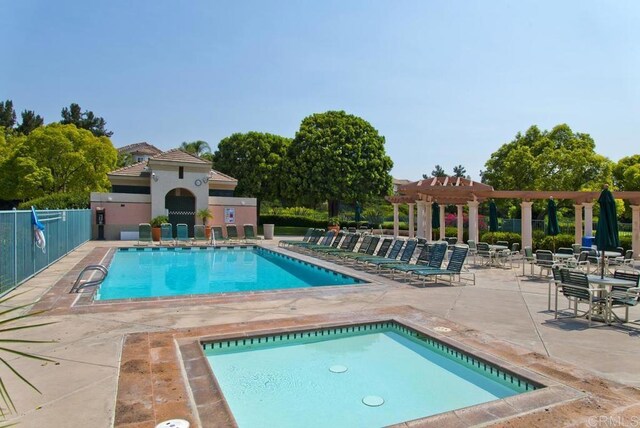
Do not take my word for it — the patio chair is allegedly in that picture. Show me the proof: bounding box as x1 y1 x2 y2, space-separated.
192 224 208 245
226 224 240 242
534 250 554 276
586 248 602 274
475 242 494 266
243 224 258 243
571 244 582 255
607 270 640 323
572 251 589 270
611 250 634 268
279 228 314 247
137 223 152 246
160 223 174 246
211 226 228 245
522 246 535 275
467 240 477 264
496 240 509 247
410 246 474 286
557 247 574 255
175 223 190 245
549 265 563 311
555 269 604 327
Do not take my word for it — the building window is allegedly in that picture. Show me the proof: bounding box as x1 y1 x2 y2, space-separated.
179 166 184 179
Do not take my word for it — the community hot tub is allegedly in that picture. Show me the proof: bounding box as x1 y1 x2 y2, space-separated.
202 321 542 427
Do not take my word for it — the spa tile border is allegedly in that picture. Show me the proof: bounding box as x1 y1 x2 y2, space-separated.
114 306 640 428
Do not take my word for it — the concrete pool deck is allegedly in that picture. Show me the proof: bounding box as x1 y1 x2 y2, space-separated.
3 239 640 427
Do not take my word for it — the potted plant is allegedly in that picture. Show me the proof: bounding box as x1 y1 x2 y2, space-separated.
328 217 340 232
150 215 169 241
197 208 213 239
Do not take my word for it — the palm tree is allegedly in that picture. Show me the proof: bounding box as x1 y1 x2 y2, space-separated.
180 140 211 157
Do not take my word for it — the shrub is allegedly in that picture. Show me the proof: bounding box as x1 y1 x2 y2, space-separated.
619 236 632 252
18 192 89 210
533 234 575 251
479 231 522 245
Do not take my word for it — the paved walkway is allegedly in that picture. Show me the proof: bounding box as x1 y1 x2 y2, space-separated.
2 240 639 426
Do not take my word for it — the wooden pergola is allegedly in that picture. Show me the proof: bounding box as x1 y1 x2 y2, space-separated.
386 176 640 256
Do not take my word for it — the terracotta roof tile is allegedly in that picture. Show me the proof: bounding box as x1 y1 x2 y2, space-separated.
149 149 211 164
108 161 150 177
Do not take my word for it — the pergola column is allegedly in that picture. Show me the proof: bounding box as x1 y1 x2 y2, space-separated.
583 202 594 238
392 203 399 238
632 205 640 259
467 200 479 243
407 203 415 238
456 204 464 243
416 201 425 238
439 204 446 240
425 201 433 241
574 204 583 245
521 201 533 249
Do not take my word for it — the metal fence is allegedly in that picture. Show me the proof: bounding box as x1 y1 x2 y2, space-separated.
0 209 91 295
501 219 631 236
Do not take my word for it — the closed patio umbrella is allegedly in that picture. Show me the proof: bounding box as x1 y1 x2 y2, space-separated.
432 202 440 240
354 201 362 223
595 185 619 278
489 201 499 232
547 197 560 252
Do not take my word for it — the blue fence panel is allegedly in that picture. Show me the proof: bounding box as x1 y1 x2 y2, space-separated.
0 209 91 295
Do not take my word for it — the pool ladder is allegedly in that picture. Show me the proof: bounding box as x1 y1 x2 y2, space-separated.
69 264 108 293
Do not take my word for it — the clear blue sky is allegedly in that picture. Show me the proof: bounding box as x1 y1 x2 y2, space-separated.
2 1 639 180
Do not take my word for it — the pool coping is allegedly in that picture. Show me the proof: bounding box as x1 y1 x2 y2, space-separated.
112 305 640 427
30 245 392 315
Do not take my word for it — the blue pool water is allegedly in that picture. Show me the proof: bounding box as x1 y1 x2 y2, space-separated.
205 323 534 427
96 247 363 300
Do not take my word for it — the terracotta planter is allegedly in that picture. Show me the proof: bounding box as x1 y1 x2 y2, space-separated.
205 226 211 239
152 227 161 241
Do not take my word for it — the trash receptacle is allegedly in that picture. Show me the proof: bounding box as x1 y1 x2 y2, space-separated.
582 236 595 248
263 224 274 240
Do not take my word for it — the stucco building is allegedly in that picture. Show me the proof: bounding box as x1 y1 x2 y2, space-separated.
90 149 256 240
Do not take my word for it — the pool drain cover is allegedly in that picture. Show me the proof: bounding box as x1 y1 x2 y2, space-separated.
329 365 348 373
433 326 451 333
362 396 384 407
155 419 190 428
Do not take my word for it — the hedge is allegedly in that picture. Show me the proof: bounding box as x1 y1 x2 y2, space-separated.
258 215 327 228
18 192 90 210
479 232 524 246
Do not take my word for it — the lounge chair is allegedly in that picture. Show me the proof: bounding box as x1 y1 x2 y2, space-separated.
160 223 174 246
137 223 152 246
359 240 405 266
338 236 380 263
388 242 448 279
315 233 359 258
193 225 208 245
368 240 417 272
298 231 337 252
409 245 474 285
175 223 190 245
288 229 325 248
350 238 394 265
243 224 258 243
226 224 239 242
279 228 314 247
211 226 228 245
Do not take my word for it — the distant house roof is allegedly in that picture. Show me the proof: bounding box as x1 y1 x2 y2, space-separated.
148 148 211 165
108 149 236 183
392 178 412 186
117 142 162 156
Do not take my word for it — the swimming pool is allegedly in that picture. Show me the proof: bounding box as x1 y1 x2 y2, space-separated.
96 246 364 300
204 321 539 427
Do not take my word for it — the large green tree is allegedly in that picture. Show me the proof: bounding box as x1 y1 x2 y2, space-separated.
481 124 613 192
283 111 393 217
213 132 291 214
613 155 640 191
60 103 113 137
0 123 117 200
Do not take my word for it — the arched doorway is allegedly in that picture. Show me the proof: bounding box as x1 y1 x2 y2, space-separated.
165 188 196 237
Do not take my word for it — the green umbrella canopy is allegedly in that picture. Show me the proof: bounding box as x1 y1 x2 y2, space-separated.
546 198 560 236
489 201 499 232
432 202 440 229
595 187 619 251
